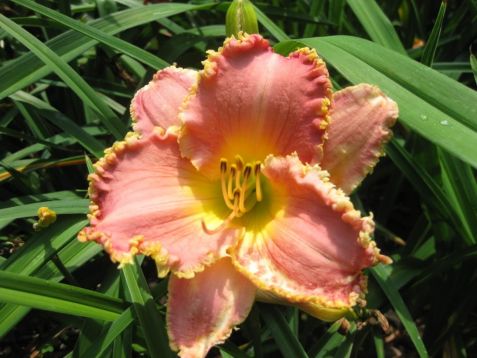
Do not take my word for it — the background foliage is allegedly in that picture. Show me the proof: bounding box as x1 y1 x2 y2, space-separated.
1 0 476 357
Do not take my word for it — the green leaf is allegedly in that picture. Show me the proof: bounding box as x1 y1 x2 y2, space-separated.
260 304 309 358
421 1 447 66
0 4 212 101
0 217 86 273
347 0 406 54
303 0 325 37
254 4 289 42
11 0 169 70
13 99 50 139
308 321 343 358
0 199 89 222
438 150 477 243
0 240 102 338
82 308 135 358
298 36 477 168
121 259 174 358
0 270 125 321
386 139 475 245
471 52 477 85
328 0 346 31
10 91 105 158
0 14 126 139
371 265 429 357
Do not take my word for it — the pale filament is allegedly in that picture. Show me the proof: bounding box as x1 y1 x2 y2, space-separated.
202 189 240 235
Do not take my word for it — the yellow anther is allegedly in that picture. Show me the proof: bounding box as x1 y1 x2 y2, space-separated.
235 154 244 171
254 162 263 202
217 157 264 225
243 164 252 180
220 158 228 173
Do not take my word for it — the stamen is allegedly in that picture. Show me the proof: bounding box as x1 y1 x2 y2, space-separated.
254 162 263 202
239 164 252 213
235 155 244 171
234 156 244 191
220 159 234 210
228 164 237 200
201 218 228 235
216 157 264 226
232 188 241 216
201 211 235 235
202 184 241 235
220 158 227 173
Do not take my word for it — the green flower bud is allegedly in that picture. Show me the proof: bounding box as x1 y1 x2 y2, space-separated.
226 0 259 37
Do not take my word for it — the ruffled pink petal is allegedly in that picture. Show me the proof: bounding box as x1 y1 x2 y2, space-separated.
167 258 255 358
320 84 398 194
231 154 388 314
78 129 238 278
179 34 332 178
131 66 197 135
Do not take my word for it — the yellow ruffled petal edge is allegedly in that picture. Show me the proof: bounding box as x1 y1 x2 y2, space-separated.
177 33 333 173
230 154 391 312
78 126 229 279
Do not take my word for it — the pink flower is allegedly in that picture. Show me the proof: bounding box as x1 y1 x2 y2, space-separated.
79 34 398 358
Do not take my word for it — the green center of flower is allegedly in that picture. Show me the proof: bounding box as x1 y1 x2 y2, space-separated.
201 155 264 234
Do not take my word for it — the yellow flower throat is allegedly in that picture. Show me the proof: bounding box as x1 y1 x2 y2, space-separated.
202 155 263 234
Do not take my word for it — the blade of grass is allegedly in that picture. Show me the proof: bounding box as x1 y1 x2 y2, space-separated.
438 151 477 242
371 265 429 357
303 0 325 37
11 0 169 70
0 241 102 338
347 0 406 54
314 36 477 133
297 37 477 168
0 4 211 100
0 270 125 321
10 91 105 158
373 330 385 358
328 0 346 32
259 304 309 358
13 99 50 139
0 199 88 222
121 259 174 358
0 217 86 273
308 321 342 357
0 156 85 182
386 139 475 245
0 14 126 139
82 308 135 358
421 1 447 66
254 4 289 42
471 52 477 84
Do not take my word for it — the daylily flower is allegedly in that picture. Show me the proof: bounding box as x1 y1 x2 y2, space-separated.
79 34 398 357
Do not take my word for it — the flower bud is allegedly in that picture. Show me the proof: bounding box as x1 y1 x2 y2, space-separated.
225 0 259 37
33 207 57 230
